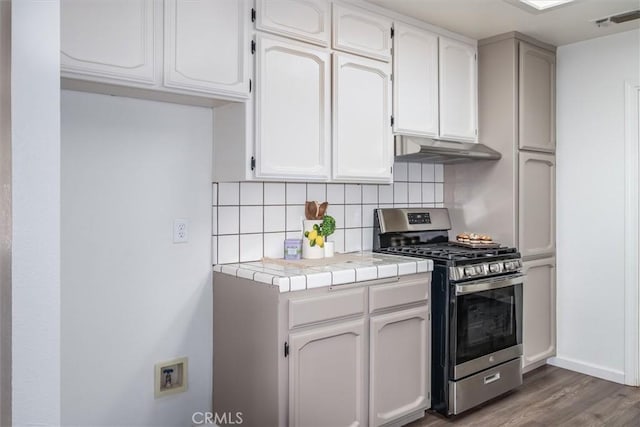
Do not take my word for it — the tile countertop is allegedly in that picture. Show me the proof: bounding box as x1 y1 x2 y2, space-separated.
213 252 433 292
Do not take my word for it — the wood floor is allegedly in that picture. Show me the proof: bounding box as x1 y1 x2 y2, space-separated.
408 365 640 427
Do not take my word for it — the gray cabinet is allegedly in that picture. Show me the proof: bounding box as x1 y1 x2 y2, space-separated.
519 152 556 259
369 305 430 427
212 272 431 426
522 257 556 372
519 42 556 153
289 319 367 427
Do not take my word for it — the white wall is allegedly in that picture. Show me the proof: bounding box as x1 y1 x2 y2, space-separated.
555 29 640 383
11 1 61 424
61 91 213 426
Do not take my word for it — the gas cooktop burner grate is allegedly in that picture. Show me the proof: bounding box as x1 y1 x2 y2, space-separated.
380 244 517 261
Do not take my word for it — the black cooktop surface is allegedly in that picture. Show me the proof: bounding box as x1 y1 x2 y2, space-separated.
378 243 518 262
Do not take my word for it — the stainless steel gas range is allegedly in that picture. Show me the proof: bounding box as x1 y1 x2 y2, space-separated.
373 207 524 416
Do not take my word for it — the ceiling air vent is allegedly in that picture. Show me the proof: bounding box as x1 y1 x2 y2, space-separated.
595 10 640 27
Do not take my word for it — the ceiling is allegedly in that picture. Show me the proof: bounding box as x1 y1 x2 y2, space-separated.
366 0 640 46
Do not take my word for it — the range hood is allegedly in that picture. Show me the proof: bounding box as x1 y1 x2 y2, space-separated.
394 135 501 164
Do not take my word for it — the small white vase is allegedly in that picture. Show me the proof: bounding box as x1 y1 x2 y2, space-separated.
302 220 324 259
324 241 335 258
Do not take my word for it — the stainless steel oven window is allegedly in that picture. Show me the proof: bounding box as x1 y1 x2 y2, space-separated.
450 281 523 368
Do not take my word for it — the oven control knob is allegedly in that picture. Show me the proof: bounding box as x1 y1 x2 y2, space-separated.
489 263 501 273
464 267 476 277
504 262 514 270
474 265 484 275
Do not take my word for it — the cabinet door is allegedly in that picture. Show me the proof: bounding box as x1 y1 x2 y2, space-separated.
289 319 367 427
522 257 556 370
164 0 250 98
393 22 439 138
519 152 555 258
519 42 556 152
255 35 331 180
61 0 158 85
333 53 393 183
370 305 429 427
439 37 477 142
332 3 392 62
256 0 330 46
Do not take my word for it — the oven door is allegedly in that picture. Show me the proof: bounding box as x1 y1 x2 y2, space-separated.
449 273 524 380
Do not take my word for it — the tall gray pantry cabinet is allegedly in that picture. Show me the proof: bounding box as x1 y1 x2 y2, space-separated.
444 32 557 373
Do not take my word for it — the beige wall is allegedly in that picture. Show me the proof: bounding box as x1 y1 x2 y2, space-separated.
0 1 11 425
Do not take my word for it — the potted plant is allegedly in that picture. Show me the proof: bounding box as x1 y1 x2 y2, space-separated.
320 214 336 257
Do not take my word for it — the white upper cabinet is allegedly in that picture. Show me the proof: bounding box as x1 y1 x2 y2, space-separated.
393 22 439 138
255 0 330 46
164 0 250 98
255 35 331 180
332 3 392 62
439 36 477 142
333 53 393 183
61 0 159 85
519 41 556 153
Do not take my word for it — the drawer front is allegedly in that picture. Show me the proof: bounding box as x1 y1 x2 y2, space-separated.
450 358 522 415
369 277 429 313
289 287 365 329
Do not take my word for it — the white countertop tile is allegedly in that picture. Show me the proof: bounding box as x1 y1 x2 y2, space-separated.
213 251 433 292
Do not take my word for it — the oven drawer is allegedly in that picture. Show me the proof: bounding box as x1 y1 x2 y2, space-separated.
369 276 429 313
449 358 522 415
289 287 365 329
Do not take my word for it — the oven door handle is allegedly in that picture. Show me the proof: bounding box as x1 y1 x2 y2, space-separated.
455 273 525 296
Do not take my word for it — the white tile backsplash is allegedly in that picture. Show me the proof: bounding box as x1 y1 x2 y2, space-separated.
345 184 362 204
240 234 263 262
408 163 422 182
394 182 408 204
307 183 327 202
212 162 444 263
240 206 263 233
240 182 263 205
286 183 306 205
264 183 285 205
218 182 240 205
218 206 239 235
264 205 286 233
327 183 345 204
362 184 378 204
345 204 362 228
286 205 305 231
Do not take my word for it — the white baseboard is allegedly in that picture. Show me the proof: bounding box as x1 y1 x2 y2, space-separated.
548 356 626 384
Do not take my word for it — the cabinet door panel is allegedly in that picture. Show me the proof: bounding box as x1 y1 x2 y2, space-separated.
256 0 330 46
370 306 429 426
519 152 555 258
519 42 555 152
256 35 331 180
289 319 367 427
61 0 157 84
393 23 439 137
333 53 392 183
332 3 392 62
164 0 249 98
439 37 477 142
522 258 556 370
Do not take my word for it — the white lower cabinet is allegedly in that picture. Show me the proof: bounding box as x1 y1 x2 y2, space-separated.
333 53 393 183
212 272 432 426
289 319 367 427
370 305 430 427
522 257 556 372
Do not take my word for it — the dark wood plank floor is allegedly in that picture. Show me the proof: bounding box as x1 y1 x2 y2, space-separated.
408 365 640 427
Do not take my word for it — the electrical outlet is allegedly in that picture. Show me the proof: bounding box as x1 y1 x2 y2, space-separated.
173 219 189 243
